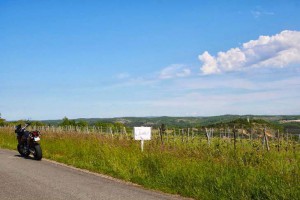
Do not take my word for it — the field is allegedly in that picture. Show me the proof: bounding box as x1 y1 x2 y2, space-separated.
0 126 299 200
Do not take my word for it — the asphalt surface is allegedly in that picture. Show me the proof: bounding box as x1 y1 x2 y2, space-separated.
0 149 187 200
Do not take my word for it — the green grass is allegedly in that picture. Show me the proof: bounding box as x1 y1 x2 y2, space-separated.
1 127 299 199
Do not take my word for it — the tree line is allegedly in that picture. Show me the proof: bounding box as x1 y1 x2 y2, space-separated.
0 116 126 130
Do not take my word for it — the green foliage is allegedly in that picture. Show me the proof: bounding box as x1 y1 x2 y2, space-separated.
208 118 283 131
6 120 26 126
93 121 126 132
281 122 300 134
76 120 88 127
30 121 46 126
0 118 6 126
3 120 46 128
41 115 300 129
0 128 17 149
114 122 125 129
60 117 93 127
94 121 114 128
60 117 76 126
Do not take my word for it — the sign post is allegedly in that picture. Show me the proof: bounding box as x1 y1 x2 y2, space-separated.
134 127 151 152
141 140 144 152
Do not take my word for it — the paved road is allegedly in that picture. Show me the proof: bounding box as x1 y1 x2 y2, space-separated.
0 149 187 200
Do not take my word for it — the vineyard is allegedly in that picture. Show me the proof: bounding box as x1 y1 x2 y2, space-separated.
0 123 299 199
1 122 300 150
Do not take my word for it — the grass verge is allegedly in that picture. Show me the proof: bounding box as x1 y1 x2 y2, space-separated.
1 128 299 200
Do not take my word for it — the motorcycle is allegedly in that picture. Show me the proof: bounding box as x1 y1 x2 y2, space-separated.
15 123 43 160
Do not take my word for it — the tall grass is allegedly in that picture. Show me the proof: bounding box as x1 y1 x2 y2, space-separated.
0 127 299 199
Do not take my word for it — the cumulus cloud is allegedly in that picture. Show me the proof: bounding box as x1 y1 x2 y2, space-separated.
159 64 191 79
199 30 300 75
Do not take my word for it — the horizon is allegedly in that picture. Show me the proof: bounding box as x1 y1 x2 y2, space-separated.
1 1 300 121
4 113 300 122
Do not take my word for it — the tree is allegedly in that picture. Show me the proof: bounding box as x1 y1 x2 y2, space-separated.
60 117 76 126
0 118 5 126
114 122 125 129
94 121 114 129
76 120 88 127
30 121 46 126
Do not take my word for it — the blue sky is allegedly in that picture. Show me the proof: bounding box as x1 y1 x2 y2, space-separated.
1 0 300 120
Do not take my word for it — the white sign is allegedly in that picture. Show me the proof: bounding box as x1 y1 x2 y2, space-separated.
134 127 151 140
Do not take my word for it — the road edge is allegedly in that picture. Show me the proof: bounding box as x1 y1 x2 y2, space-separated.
0 148 193 200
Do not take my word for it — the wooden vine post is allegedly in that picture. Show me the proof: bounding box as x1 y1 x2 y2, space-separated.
159 124 165 145
205 128 213 146
233 126 237 151
263 127 270 151
277 129 280 152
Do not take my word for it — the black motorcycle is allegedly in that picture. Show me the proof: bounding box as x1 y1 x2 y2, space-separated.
15 123 43 160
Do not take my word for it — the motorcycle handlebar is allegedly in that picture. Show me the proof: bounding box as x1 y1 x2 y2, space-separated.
21 123 30 131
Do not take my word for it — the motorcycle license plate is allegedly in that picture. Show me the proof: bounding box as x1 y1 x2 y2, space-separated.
34 137 40 142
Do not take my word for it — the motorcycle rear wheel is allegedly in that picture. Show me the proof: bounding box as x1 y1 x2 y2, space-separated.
33 144 42 160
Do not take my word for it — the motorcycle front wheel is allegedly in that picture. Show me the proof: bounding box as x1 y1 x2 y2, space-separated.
17 144 30 157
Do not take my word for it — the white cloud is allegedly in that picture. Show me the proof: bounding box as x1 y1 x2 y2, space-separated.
159 64 191 79
198 52 219 74
116 73 130 79
199 30 300 75
251 10 274 18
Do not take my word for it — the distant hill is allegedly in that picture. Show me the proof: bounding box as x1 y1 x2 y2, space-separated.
41 115 300 129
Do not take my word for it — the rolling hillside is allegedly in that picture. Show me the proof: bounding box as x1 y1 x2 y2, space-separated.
41 115 300 130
